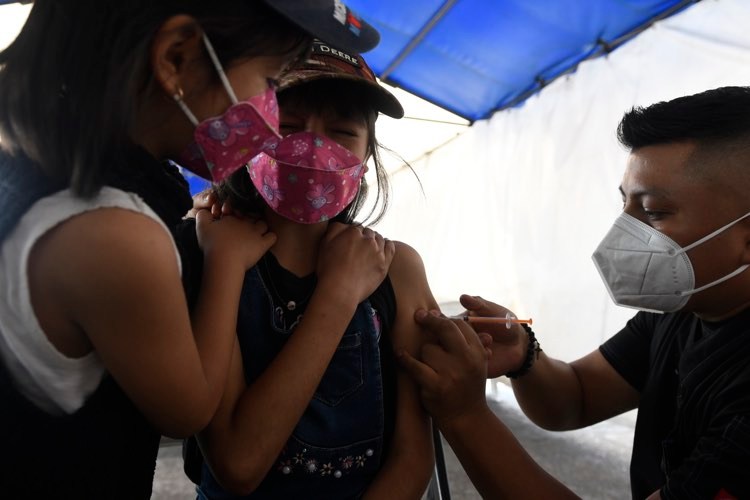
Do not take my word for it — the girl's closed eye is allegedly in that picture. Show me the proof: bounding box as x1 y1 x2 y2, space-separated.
329 118 366 138
332 128 359 137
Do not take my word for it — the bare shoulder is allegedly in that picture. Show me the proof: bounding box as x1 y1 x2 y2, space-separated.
389 241 427 280
37 207 178 267
54 206 173 244
31 207 181 311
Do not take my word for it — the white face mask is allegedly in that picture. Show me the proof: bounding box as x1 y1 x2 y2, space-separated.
592 211 750 313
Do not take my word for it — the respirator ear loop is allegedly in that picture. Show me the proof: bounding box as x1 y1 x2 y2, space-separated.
679 264 750 297
173 86 200 126
670 211 750 296
201 35 239 105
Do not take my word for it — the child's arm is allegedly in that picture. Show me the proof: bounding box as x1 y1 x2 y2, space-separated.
30 208 273 437
198 224 396 495
362 242 437 500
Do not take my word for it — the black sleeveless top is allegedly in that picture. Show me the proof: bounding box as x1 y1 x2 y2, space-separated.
0 147 192 499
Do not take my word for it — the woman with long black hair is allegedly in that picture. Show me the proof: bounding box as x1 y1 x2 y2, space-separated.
0 1 385 497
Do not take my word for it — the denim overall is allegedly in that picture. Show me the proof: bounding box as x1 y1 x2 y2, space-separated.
199 264 385 500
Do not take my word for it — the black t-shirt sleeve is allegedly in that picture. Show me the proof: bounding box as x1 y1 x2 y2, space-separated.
599 311 659 392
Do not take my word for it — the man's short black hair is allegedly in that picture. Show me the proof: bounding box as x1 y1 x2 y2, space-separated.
617 86 750 150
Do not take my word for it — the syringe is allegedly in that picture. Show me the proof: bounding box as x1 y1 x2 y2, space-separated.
451 312 532 329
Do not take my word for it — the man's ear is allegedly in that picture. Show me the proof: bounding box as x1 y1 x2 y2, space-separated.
150 15 204 98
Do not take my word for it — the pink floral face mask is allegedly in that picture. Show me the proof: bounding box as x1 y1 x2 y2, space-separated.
174 35 281 182
247 132 365 224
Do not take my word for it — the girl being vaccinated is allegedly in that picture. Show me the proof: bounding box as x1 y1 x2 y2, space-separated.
180 41 437 499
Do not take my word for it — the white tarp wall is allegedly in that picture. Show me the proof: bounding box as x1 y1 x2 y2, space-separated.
372 0 750 361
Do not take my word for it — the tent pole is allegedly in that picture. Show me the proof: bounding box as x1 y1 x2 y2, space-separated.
381 0 458 79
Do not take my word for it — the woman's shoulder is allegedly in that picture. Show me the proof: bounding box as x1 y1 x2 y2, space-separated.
3 186 175 255
37 186 167 225
17 187 177 263
5 186 169 240
37 196 180 275
3 187 184 306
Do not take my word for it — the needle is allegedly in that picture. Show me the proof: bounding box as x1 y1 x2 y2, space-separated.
450 312 532 329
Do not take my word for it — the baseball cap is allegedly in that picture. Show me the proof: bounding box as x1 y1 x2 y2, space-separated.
278 40 404 119
263 0 379 54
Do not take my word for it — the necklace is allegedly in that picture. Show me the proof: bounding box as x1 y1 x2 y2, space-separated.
261 254 315 312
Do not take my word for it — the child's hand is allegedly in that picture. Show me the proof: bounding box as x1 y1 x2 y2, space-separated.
185 189 234 219
195 210 276 271
316 223 396 305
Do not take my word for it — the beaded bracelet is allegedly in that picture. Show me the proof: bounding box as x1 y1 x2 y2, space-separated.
506 324 542 379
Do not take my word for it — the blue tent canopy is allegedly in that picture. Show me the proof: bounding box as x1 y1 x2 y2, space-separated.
1 0 700 192
1 0 699 120
347 0 699 121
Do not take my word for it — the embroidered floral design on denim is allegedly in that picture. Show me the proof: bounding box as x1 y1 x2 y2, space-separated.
305 459 318 474
274 448 376 479
340 456 354 470
278 459 293 475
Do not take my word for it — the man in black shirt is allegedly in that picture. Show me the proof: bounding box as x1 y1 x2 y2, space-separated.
398 86 750 499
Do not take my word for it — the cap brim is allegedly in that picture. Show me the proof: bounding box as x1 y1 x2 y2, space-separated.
280 72 404 119
263 0 380 54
